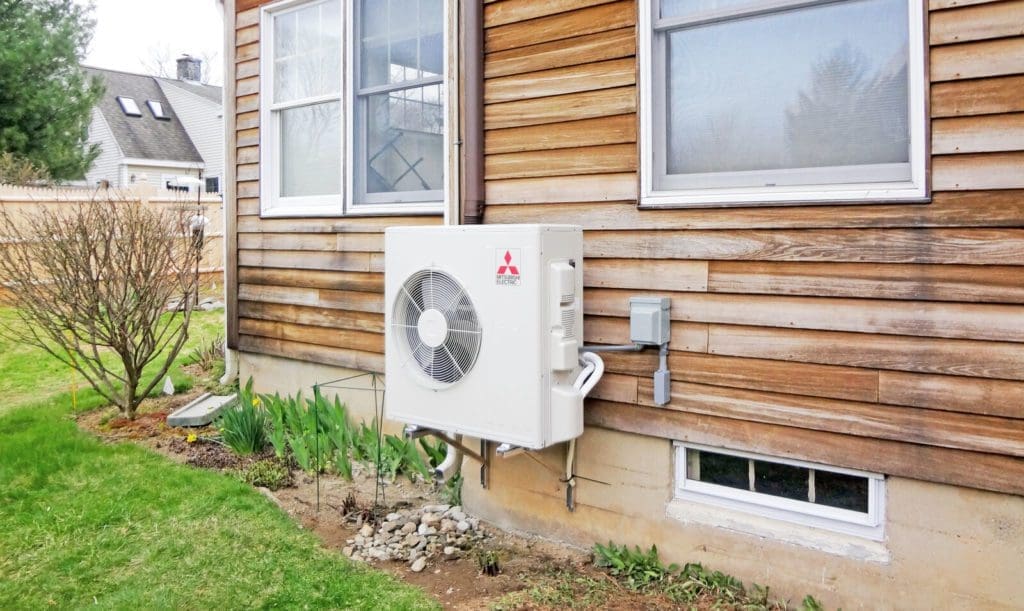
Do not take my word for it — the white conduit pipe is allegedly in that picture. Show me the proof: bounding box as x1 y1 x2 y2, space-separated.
433 433 461 480
566 351 605 500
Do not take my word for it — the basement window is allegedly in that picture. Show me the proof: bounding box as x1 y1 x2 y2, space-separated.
674 443 885 539
147 100 170 120
116 96 142 117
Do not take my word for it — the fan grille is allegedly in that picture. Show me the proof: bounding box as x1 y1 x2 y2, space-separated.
392 269 482 386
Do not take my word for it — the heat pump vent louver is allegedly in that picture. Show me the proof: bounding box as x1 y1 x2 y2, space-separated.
392 269 482 386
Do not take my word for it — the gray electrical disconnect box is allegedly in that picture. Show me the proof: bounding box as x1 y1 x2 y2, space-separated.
629 297 671 345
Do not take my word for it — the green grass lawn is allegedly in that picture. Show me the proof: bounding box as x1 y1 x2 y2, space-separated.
0 309 435 610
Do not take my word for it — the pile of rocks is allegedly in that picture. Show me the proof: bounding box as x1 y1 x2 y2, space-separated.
342 504 488 572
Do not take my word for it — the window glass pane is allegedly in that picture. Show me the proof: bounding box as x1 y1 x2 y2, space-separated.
814 470 870 513
274 0 341 103
753 460 809 501
665 0 909 180
360 0 443 90
360 84 444 195
661 0 756 19
688 449 748 490
279 101 341 197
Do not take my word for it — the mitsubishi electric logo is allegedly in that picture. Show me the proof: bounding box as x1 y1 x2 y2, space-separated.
495 249 521 286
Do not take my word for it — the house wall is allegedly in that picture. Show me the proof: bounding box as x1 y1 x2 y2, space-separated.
83 108 124 188
228 2 440 376
463 0 1024 604
227 0 1024 605
158 81 225 190
474 0 1024 493
124 164 204 193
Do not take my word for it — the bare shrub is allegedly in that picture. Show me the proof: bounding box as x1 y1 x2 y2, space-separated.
0 196 204 418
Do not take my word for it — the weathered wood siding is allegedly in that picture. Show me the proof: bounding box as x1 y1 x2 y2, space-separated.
481 0 1024 495
230 2 440 373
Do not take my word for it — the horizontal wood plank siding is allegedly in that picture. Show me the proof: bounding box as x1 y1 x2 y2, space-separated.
477 0 1024 493
230 0 1024 494
229 0 436 374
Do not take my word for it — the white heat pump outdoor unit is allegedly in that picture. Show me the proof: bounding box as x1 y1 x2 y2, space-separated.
384 224 584 450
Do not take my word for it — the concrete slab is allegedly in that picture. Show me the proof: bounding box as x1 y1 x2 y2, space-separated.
167 393 237 427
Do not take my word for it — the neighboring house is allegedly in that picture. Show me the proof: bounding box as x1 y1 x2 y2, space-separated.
221 0 1024 607
84 57 224 194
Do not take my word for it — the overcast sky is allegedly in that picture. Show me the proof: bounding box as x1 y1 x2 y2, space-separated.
77 0 225 85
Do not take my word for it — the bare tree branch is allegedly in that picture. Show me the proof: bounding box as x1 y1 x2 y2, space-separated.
0 192 204 418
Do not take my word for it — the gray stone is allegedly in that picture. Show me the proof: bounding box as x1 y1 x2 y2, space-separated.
456 520 470 533
410 557 427 573
342 546 353 557
167 393 236 427
420 512 441 527
423 504 450 514
380 521 398 534
443 546 458 557
386 512 403 522
400 521 417 534
359 524 375 538
450 510 467 522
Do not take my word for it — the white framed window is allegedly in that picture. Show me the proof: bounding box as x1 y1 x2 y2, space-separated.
639 0 928 207
259 0 447 218
674 443 885 540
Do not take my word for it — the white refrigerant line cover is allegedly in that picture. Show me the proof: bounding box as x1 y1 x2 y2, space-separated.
384 224 585 450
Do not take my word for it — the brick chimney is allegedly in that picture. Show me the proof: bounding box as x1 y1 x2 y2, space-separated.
176 54 202 82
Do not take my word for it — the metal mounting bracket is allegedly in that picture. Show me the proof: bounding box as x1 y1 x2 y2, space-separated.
404 425 490 489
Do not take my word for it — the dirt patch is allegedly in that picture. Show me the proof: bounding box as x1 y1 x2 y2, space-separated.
76 396 685 610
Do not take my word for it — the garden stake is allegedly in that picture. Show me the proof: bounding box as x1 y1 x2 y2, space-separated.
314 382 320 513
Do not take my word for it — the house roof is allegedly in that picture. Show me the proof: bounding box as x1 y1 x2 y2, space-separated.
85 66 204 164
156 77 223 104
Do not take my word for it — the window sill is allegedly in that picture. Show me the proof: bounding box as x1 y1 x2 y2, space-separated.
666 497 890 563
640 186 930 209
259 203 445 219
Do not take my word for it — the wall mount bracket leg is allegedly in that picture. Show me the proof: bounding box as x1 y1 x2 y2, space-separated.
404 425 490 489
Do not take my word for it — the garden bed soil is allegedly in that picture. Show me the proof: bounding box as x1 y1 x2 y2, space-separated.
77 399 696 609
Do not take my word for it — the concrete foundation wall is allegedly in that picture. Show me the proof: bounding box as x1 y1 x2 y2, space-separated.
238 352 1024 608
239 351 400 433
463 425 1024 609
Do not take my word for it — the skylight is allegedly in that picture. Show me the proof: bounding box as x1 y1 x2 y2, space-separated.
147 100 169 120
116 96 142 117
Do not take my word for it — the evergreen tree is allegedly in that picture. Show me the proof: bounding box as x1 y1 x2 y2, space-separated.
0 0 104 181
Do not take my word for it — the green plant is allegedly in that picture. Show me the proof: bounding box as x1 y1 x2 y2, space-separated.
664 562 746 605
218 379 268 455
237 458 293 490
348 418 431 481
419 437 447 468
442 472 463 506
476 548 501 576
184 334 224 371
802 595 826 611
593 542 678 591
264 392 288 459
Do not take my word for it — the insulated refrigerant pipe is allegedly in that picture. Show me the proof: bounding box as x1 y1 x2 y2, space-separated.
565 351 606 510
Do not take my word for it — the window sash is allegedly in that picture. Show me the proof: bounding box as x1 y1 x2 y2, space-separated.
348 0 446 213
259 0 448 218
674 442 885 539
639 0 927 207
